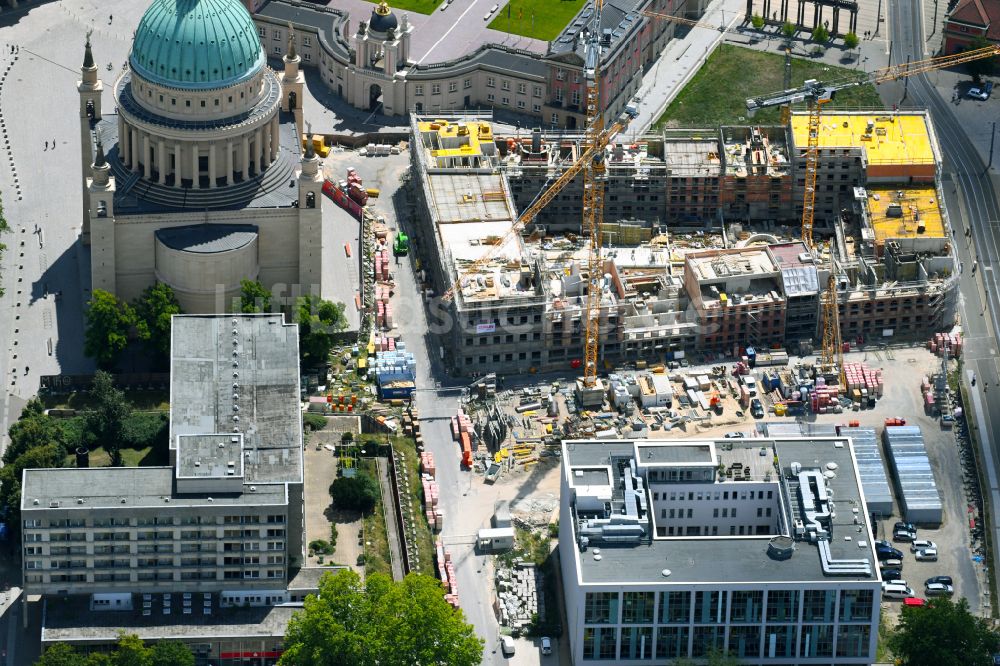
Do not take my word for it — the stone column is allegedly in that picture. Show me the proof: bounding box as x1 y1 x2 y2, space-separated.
208 143 217 188
271 116 280 161
242 135 250 177
191 143 200 189
260 128 271 168
225 140 234 185
118 116 126 164
175 143 183 183
141 133 150 179
130 128 139 170
157 140 166 184
255 128 264 172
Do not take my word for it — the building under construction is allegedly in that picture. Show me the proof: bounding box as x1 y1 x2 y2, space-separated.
408 111 957 377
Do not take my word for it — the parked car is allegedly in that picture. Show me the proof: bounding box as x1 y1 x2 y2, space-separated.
903 597 927 607
882 579 908 590
893 530 917 542
882 584 914 599
894 521 916 533
910 540 937 553
877 546 903 560
925 583 954 596
880 558 903 570
484 3 498 19
540 637 552 655
874 539 892 550
501 636 516 656
725 431 745 438
968 87 989 100
925 575 953 587
750 398 764 419
914 548 939 562
881 569 904 582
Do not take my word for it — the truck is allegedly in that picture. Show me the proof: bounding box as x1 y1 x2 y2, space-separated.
393 231 410 256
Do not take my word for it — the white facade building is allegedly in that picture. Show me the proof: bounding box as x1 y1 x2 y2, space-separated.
559 437 881 664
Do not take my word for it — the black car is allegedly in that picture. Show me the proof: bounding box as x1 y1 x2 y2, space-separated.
894 521 916 533
925 575 953 587
876 546 903 560
882 569 904 582
750 398 765 419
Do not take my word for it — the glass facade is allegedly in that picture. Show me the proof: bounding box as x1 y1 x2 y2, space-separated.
579 587 875 662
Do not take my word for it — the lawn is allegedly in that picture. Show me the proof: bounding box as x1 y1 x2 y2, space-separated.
359 458 393 577
655 44 885 127
62 444 168 468
392 441 435 576
487 0 587 42
386 0 445 16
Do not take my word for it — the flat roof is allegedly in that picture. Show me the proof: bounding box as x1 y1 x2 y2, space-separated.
662 139 721 178
867 187 945 243
41 595 297 643
791 112 934 166
170 315 302 486
636 442 713 465
687 248 778 282
21 467 286 510
562 438 878 586
176 433 244 480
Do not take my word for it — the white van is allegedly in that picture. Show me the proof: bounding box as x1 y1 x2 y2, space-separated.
882 583 914 599
742 375 758 396
501 635 516 657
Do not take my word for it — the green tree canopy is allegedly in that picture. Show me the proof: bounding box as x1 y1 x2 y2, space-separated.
149 641 194 666
85 371 133 466
888 597 1000 666
295 294 347 365
240 279 272 313
5 398 64 465
812 24 830 43
84 290 137 368
133 283 183 358
843 32 859 49
35 643 81 666
280 570 483 666
751 14 765 29
968 36 997 82
111 633 152 666
781 21 796 38
329 473 380 514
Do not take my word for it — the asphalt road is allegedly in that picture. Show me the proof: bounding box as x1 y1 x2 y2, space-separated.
887 0 1000 595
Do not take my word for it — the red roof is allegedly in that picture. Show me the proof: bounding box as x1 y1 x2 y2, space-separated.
947 0 1000 41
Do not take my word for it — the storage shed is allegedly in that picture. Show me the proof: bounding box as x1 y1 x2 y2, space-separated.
882 425 942 525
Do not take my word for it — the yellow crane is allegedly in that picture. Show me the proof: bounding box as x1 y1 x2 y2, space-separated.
746 44 1000 385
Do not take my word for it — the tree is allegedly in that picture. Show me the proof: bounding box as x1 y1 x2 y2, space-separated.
149 642 195 666
84 290 137 368
751 13 765 29
133 283 183 358
811 24 830 43
35 643 80 666
86 371 133 466
280 570 483 666
888 597 1000 666
108 633 152 666
239 279 272 313
329 474 380 514
295 294 347 365
5 398 65 465
968 36 997 82
303 412 327 431
781 21 796 38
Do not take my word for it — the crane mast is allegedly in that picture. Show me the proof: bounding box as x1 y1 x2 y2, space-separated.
581 0 606 387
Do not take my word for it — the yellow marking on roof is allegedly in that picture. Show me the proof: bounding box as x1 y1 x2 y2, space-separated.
417 119 493 159
791 113 933 165
868 187 945 243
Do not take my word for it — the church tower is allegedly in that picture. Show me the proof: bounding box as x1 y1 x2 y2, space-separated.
88 139 117 295
279 26 304 113
297 133 325 293
77 33 103 242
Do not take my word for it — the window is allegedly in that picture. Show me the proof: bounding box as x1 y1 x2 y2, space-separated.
501 80 510 90
622 592 655 623
415 85 423 96
728 625 761 659
584 592 618 624
464 78 472 89
487 76 496 87
620 626 652 660
555 88 564 102
449 82 457 93
533 103 541 113
258 27 266 38
694 591 723 624
571 90 580 106
836 625 871 657
501 96 509 105
303 53 311 61
273 29 281 40
729 590 763 622
766 589 798 622
556 68 565 81
533 86 542 97
303 36 312 47
487 93 495 102
692 626 724 658
517 83 526 94
839 589 874 622
656 627 689 659
517 100 525 109
185 100 191 107
431 84 441 95
801 625 834 657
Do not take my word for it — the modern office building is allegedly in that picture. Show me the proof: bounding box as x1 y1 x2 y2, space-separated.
23 314 310 658
558 437 881 664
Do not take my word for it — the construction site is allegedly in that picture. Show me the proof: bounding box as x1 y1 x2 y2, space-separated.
408 109 958 380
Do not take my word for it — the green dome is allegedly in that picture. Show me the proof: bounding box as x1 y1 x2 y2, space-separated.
130 0 265 89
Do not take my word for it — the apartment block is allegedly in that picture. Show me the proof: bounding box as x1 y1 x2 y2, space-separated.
22 315 308 648
559 437 881 664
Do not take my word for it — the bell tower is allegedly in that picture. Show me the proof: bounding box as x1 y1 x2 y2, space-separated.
78 31 103 241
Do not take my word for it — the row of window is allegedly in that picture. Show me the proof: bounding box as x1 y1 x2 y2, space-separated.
655 489 774 502
584 588 874 626
262 27 311 48
26 515 284 528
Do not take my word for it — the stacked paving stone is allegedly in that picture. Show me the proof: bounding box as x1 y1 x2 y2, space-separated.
495 561 544 633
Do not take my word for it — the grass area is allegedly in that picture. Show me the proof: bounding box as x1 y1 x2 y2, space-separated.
386 0 444 16
876 613 894 662
392 440 436 576
487 0 586 42
62 444 168 468
53 412 169 467
359 458 393 577
655 44 884 127
41 390 169 412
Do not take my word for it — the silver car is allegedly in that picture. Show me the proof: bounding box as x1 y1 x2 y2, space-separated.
914 548 938 562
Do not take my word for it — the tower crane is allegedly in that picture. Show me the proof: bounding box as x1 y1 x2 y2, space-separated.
746 44 1000 386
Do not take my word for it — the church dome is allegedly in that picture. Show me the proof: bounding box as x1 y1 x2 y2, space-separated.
369 1 399 34
129 0 265 89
